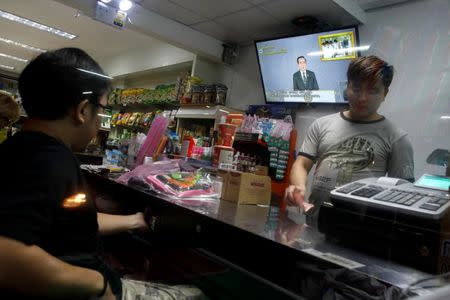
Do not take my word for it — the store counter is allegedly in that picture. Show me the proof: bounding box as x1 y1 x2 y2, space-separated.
83 169 431 299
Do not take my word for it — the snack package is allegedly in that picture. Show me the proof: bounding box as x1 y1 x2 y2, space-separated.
111 113 120 126
128 112 139 126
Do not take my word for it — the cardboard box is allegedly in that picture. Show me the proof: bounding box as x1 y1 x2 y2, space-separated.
217 168 229 199
218 200 269 233
220 170 271 205
254 165 269 176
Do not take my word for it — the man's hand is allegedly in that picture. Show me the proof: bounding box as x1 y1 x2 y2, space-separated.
285 185 306 207
131 212 148 232
97 212 148 236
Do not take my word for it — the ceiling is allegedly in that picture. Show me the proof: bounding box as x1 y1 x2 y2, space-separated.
140 0 411 43
0 0 168 74
141 0 357 44
0 0 409 76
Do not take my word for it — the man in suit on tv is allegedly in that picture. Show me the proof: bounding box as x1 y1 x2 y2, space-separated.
293 56 319 90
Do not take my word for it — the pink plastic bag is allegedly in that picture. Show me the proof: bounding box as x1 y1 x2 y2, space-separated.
116 160 180 185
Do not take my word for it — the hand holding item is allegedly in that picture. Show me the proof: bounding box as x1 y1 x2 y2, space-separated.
285 185 315 214
285 184 306 207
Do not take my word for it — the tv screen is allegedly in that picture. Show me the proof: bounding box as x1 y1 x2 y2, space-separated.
255 26 360 104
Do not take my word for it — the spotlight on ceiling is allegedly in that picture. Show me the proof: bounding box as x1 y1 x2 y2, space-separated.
119 0 133 11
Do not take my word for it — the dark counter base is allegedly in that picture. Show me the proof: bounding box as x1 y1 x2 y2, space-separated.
84 170 421 299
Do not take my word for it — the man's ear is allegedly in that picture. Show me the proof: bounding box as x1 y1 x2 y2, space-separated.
74 99 90 124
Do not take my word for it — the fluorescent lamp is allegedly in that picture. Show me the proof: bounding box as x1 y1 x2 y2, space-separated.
100 0 112 3
119 0 133 11
307 45 371 57
0 9 77 40
0 64 14 70
97 1 108 8
82 91 93 95
0 52 28 62
441 116 450 119
97 113 111 118
0 36 46 53
77 68 113 79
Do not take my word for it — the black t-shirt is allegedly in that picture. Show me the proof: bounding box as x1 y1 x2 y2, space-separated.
0 131 121 299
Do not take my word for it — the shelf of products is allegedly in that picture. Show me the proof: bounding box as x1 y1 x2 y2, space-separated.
108 85 178 106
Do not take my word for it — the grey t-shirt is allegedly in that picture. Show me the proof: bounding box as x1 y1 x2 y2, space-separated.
300 112 414 206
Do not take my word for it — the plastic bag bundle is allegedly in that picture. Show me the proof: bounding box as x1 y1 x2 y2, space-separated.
145 169 219 199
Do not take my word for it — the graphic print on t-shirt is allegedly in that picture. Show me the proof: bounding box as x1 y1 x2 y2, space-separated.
315 135 375 190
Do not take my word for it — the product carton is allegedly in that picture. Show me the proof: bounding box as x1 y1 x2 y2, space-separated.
218 200 269 233
220 170 271 205
217 168 229 199
254 165 269 176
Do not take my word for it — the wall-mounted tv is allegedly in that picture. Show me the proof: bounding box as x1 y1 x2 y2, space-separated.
255 26 361 104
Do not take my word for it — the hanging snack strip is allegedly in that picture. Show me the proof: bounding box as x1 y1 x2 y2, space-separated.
267 121 280 178
267 120 293 181
276 121 293 180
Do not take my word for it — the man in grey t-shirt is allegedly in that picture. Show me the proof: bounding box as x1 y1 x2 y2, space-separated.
286 56 414 211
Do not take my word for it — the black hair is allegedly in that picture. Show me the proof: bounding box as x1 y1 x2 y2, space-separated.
297 56 307 64
18 48 111 120
347 55 394 90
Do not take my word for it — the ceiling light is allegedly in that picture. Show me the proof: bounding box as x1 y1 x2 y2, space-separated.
441 116 450 119
119 0 133 11
97 113 111 118
0 52 28 63
0 36 46 53
77 68 113 79
0 9 77 40
100 0 112 3
0 64 14 71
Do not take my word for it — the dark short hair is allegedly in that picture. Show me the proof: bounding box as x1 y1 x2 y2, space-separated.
297 56 307 64
347 55 394 89
19 48 111 120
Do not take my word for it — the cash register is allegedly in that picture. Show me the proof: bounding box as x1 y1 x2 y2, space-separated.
318 175 450 273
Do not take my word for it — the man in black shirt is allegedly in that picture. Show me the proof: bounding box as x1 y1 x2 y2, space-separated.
0 48 147 299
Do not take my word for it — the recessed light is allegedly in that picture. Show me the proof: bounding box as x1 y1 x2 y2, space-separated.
0 9 77 40
0 36 46 53
0 52 28 63
0 64 14 70
119 0 133 11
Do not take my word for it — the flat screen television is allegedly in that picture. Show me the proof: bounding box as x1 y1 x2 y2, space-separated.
255 26 361 104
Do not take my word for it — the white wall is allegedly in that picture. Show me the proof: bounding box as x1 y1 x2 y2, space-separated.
359 0 450 177
99 44 194 77
220 45 266 110
191 56 222 83
226 0 450 178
